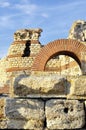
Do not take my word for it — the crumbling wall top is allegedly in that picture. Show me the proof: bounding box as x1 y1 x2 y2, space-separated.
68 20 86 42
14 28 43 41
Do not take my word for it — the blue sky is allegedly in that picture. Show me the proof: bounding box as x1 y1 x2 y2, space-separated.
0 0 86 58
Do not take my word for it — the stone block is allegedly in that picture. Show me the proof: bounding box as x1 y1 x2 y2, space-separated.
68 76 86 96
74 76 86 96
45 99 85 129
13 74 67 97
6 98 45 129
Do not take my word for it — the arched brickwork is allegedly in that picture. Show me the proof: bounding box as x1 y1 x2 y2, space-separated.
32 39 86 71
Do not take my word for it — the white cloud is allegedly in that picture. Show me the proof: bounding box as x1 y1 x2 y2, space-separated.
41 13 49 18
14 3 37 15
0 1 10 7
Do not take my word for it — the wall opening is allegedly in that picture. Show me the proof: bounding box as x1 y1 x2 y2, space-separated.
22 40 31 57
32 39 86 73
45 52 82 76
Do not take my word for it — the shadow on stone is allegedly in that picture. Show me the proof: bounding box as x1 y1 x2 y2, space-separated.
13 74 71 97
6 98 45 129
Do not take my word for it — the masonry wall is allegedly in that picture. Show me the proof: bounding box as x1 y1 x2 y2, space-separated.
45 55 82 75
0 72 86 129
0 58 9 87
0 42 83 92
0 25 86 129
7 41 41 71
0 98 86 129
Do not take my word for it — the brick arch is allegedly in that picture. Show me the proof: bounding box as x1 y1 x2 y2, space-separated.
32 39 86 71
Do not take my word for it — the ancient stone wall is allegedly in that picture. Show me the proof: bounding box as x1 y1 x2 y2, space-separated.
0 98 86 129
7 29 42 72
45 55 82 75
0 58 9 87
1 25 86 89
1 21 86 129
1 72 86 129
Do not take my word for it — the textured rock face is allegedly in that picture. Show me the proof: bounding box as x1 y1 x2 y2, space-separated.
6 99 44 129
45 99 85 129
74 76 86 96
0 120 7 129
0 98 5 119
68 20 86 42
67 76 86 97
0 98 7 129
0 98 86 129
0 58 9 88
13 74 67 97
14 28 42 41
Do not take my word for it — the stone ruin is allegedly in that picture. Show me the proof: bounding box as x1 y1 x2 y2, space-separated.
0 20 86 129
68 20 86 42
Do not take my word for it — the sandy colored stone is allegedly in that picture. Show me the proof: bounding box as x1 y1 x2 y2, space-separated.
6 98 44 129
45 99 85 129
14 28 42 41
0 98 5 118
13 74 67 96
0 120 7 129
68 20 86 42
0 58 9 88
67 76 86 96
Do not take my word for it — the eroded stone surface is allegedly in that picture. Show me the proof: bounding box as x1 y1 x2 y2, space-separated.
0 120 7 129
13 74 67 97
14 28 42 41
45 99 85 129
0 98 5 119
67 76 86 96
68 20 86 42
6 98 45 129
7 119 43 130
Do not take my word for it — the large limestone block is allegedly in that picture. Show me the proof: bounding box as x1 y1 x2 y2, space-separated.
68 76 86 96
74 76 86 96
13 74 67 97
6 98 44 129
45 99 85 129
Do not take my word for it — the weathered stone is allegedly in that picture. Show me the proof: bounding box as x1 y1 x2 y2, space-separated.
14 28 42 41
0 98 5 119
13 74 67 97
0 98 7 129
0 58 9 88
7 119 43 130
6 98 44 129
68 20 86 42
0 120 7 129
67 76 86 96
45 99 85 129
